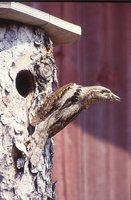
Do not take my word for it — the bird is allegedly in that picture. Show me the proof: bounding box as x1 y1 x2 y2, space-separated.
27 82 120 168
29 82 120 137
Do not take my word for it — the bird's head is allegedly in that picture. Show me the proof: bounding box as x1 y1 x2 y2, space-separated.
82 85 120 108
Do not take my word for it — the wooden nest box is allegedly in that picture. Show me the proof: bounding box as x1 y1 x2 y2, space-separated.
0 2 81 199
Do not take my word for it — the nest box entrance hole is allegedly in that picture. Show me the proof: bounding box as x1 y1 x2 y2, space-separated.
15 70 35 97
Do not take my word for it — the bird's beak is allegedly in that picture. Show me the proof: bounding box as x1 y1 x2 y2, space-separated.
111 93 121 102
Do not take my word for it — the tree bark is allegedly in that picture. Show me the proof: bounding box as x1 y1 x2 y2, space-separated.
0 20 57 199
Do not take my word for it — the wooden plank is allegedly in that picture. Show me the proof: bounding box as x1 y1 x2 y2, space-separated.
0 2 81 45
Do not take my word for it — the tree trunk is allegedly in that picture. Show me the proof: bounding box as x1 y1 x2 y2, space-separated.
0 19 57 199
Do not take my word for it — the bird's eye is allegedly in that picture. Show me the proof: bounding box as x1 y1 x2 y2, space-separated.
101 90 106 94
101 89 110 94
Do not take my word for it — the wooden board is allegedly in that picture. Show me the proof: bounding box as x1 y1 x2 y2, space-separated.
0 2 81 45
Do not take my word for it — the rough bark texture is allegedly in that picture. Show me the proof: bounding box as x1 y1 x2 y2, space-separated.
0 20 57 200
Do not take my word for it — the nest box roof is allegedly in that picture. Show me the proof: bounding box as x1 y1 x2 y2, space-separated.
0 2 81 45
